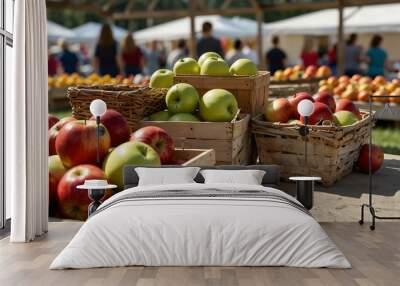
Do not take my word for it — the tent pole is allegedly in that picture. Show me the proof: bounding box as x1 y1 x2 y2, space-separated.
337 0 345 76
189 0 197 58
256 10 265 70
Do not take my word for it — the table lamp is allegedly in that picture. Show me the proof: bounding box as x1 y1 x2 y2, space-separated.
90 99 107 164
297 99 315 166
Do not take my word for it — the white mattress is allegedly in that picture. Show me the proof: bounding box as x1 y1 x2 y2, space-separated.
50 183 350 269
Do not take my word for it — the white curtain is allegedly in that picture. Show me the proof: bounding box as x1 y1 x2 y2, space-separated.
7 0 48 242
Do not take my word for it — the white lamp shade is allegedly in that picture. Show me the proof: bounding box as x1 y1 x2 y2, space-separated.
297 99 315 117
90 99 107 117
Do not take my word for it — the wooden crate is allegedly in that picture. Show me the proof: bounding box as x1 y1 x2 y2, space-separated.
140 114 251 165
174 71 269 116
175 148 216 166
251 111 373 186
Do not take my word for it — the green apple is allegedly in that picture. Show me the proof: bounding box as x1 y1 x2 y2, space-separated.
287 119 302 125
198 52 222 67
200 57 231 76
149 110 171 121
199 89 238 122
229 59 258 76
166 83 199 114
103 141 160 188
168 113 200 122
333 111 359 126
149 69 174 88
173 57 200 75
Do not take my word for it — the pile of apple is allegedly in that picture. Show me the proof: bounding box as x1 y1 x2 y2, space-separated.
48 110 183 221
273 65 332 82
319 75 400 104
265 91 362 127
48 73 150 89
148 52 258 90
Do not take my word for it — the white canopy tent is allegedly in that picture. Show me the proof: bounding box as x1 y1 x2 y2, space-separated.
133 15 260 43
263 3 400 35
72 22 128 43
47 20 77 42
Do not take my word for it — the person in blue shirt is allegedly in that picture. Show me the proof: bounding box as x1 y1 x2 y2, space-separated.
58 39 79 74
366 35 388 77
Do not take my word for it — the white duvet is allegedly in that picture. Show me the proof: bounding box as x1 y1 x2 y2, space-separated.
50 183 350 269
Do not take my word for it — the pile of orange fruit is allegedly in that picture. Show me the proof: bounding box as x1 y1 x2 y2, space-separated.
273 65 332 81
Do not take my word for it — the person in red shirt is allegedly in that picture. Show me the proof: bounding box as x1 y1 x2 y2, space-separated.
300 38 319 67
120 33 144 76
48 51 59 76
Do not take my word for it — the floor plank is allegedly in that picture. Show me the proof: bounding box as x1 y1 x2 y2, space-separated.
0 222 399 286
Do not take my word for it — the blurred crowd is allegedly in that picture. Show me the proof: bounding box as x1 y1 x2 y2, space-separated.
49 22 399 79
266 33 399 77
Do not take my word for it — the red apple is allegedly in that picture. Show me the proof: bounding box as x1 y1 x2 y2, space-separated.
313 91 336 113
48 155 67 216
336 99 361 118
48 114 60 130
48 117 76 155
289 92 314 119
357 144 384 174
305 65 317 77
55 120 111 168
130 126 175 164
90 109 130 147
301 102 333 125
264 98 293 123
57 164 108 221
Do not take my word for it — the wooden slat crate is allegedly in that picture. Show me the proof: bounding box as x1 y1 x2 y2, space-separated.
251 111 373 186
174 71 269 116
140 114 251 165
175 148 216 166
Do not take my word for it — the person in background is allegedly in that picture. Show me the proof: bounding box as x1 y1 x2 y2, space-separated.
344 33 363 76
300 38 319 67
225 39 245 66
144 40 161 75
196 21 224 57
266 36 287 74
366 35 392 77
328 43 337 75
48 49 59 76
167 39 188 69
242 39 259 66
94 23 120 77
120 33 144 76
57 39 79 74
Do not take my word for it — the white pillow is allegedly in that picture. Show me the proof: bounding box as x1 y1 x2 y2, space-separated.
135 167 200 186
200 169 266 185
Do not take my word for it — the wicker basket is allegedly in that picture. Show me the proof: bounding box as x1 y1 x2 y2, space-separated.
251 111 373 186
68 85 167 130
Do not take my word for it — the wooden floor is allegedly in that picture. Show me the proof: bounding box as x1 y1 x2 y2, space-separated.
0 222 399 286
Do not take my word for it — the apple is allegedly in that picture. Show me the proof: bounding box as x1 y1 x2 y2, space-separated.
49 155 67 216
335 99 361 118
293 64 304 72
338 75 350 84
55 120 111 168
304 65 317 77
327 76 338 87
173 57 200 75
149 69 174 88
357 144 384 174
341 87 358 101
289 92 314 119
90 109 130 147
103 141 161 188
373 86 389 103
333 111 359 126
130 126 174 164
200 57 230 76
358 83 373 93
316 65 332 78
283 67 293 78
390 88 400 104
57 164 108 221
149 110 171 121
318 85 333 94
351 74 362 83
48 117 76 155
357 90 371 102
373 75 386 85
168 113 200 122
359 76 372 84
313 91 336 112
273 70 283 81
229 59 257 76
301 102 333 125
198 52 222 67
199 89 238 122
165 83 199 114
48 114 60 130
265 98 293 123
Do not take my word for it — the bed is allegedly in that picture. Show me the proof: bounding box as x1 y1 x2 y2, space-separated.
50 165 350 269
